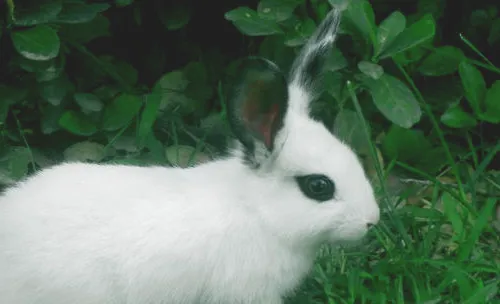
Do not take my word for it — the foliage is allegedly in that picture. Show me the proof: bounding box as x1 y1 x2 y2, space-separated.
0 0 499 303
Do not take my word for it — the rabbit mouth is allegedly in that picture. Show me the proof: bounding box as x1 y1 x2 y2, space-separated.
327 222 372 244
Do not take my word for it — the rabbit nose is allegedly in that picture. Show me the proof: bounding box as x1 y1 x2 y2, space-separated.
365 212 379 229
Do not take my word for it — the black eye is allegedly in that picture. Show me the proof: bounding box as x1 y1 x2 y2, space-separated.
295 174 335 202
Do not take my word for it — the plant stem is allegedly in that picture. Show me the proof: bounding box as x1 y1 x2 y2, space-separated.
394 63 468 202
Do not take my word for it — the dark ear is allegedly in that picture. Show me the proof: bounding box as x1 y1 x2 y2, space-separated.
226 57 289 156
289 8 342 91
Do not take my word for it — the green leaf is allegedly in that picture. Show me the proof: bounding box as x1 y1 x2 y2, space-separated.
157 3 191 30
39 76 72 105
257 0 301 22
59 110 98 136
326 48 349 73
488 18 500 45
165 145 210 168
375 11 406 57
0 147 32 181
153 69 207 116
470 9 490 27
153 70 189 110
440 103 477 128
112 60 138 87
13 0 62 26
183 62 213 114
58 15 110 44
74 93 103 113
328 0 350 10
56 3 110 24
137 93 162 148
63 141 106 162
363 74 422 128
391 41 431 66
0 103 8 124
93 86 120 101
225 7 282 36
417 0 446 19
357 61 384 79
333 109 370 154
0 83 25 124
379 14 435 59
324 71 346 102
11 25 60 61
18 56 66 82
459 61 486 115
144 134 166 163
102 94 142 131
36 56 65 82
109 135 139 153
41 104 64 134
183 61 208 85
480 80 500 123
284 18 316 47
116 0 134 7
200 112 230 136
258 36 296 70
418 46 465 76
381 125 432 162
0 85 28 106
345 0 376 44
414 147 448 175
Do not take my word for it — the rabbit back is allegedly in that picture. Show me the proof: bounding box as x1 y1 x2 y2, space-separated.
0 162 310 304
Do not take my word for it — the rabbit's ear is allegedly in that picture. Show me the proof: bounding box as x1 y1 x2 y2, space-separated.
288 8 342 114
227 57 288 158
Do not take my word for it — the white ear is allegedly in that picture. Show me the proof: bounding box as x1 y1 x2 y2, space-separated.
288 8 342 115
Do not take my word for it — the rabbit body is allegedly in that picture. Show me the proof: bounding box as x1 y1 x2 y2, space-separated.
0 160 312 304
0 7 380 304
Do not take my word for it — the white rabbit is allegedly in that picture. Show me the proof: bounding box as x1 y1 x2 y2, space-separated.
0 7 379 304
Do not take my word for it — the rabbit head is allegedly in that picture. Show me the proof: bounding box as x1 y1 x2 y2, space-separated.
226 8 380 246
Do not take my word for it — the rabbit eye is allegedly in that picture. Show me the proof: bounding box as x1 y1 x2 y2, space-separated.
295 174 335 202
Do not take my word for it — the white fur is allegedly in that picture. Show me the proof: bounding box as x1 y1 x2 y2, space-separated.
0 8 379 304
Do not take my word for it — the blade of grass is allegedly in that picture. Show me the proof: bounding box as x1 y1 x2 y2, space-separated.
103 116 136 155
458 198 497 261
12 112 36 172
465 132 479 169
421 45 500 75
6 0 15 23
347 81 412 250
459 33 497 70
395 161 476 216
472 142 499 183
463 281 499 304
467 58 500 75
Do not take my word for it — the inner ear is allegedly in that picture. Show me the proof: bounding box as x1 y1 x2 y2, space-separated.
226 57 289 152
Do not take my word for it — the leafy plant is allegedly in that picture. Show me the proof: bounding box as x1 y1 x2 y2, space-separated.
0 0 499 302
